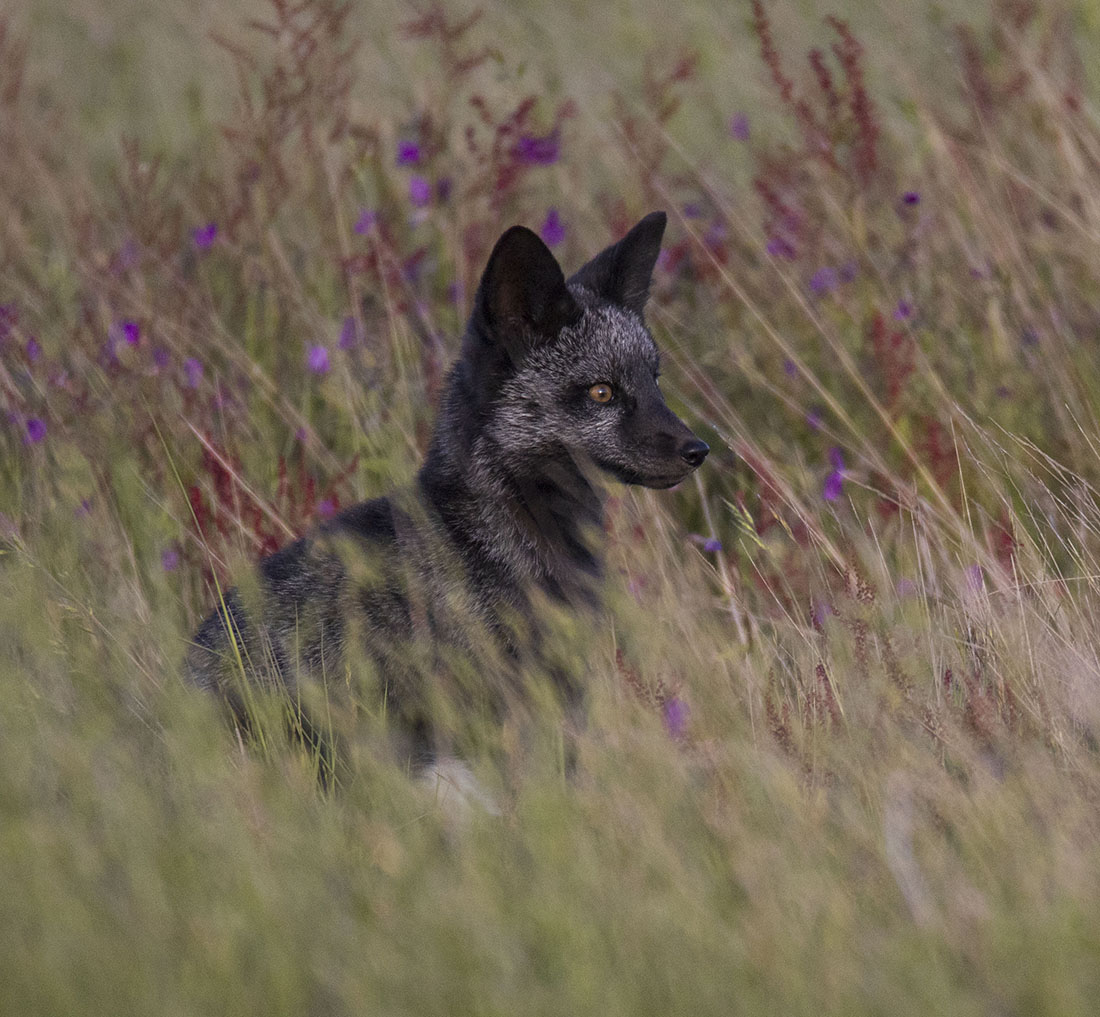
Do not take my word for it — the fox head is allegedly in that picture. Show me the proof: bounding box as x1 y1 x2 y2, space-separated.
461 211 709 489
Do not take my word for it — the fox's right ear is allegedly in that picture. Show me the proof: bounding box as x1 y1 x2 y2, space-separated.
474 226 581 363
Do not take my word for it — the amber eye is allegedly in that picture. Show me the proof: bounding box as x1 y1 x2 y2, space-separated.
588 383 614 404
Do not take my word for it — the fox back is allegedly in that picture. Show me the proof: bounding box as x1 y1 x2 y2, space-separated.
186 210 708 768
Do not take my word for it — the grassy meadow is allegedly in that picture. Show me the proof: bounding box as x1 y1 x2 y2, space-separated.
5 0 1100 1012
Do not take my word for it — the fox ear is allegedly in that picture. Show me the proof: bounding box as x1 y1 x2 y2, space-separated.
568 211 667 316
475 225 581 361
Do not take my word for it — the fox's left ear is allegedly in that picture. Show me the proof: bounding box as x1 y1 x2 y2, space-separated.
569 211 667 316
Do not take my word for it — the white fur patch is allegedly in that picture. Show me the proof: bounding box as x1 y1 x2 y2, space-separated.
419 756 503 821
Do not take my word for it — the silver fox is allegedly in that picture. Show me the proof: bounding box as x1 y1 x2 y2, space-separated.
186 211 708 780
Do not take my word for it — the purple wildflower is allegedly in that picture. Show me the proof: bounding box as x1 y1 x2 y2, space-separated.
307 345 330 374
25 418 46 444
893 300 913 321
703 537 722 554
812 601 834 627
809 266 838 295
513 129 560 166
120 320 140 345
317 498 336 519
806 407 823 431
664 697 690 739
339 316 358 350
192 222 218 251
75 498 92 518
25 338 41 362
783 358 797 378
408 176 431 207
682 201 704 219
902 191 920 205
540 208 565 247
161 548 180 572
396 141 421 166
703 221 727 249
0 303 17 343
114 238 139 273
839 260 859 284
353 208 378 235
824 449 845 501
765 235 796 260
436 177 453 203
152 347 171 369
729 112 750 141
184 357 204 388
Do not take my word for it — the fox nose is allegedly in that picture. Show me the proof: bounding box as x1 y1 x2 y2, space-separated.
679 438 709 468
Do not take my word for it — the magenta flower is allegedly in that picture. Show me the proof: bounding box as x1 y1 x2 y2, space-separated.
192 222 218 250
408 176 432 207
0 303 17 342
317 498 336 518
664 697 690 739
823 447 845 502
812 601 834 627
396 141 421 166
184 357 204 388
25 418 46 444
307 345 330 374
120 320 140 345
513 129 560 166
161 548 180 572
766 235 796 259
902 191 920 205
809 266 838 295
114 238 139 273
540 208 565 247
729 113 750 141
339 316 358 350
353 208 378 235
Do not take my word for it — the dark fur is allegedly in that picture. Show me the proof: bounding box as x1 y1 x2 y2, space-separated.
186 211 708 776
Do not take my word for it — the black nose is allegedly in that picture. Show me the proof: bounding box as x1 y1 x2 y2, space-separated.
678 438 709 468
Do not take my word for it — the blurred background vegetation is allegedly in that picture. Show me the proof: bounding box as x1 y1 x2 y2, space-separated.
4 0 1100 1013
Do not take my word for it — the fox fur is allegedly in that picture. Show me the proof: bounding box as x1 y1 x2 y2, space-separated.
186 210 708 779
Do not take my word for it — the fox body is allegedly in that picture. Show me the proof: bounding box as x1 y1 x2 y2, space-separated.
186 211 708 772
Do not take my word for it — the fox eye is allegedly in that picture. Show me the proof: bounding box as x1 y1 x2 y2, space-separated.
588 383 614 404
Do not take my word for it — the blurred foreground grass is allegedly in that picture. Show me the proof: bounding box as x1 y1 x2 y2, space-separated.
4 0 1100 1012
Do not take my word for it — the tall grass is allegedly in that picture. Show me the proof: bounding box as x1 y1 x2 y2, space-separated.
3 0 1100 1012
